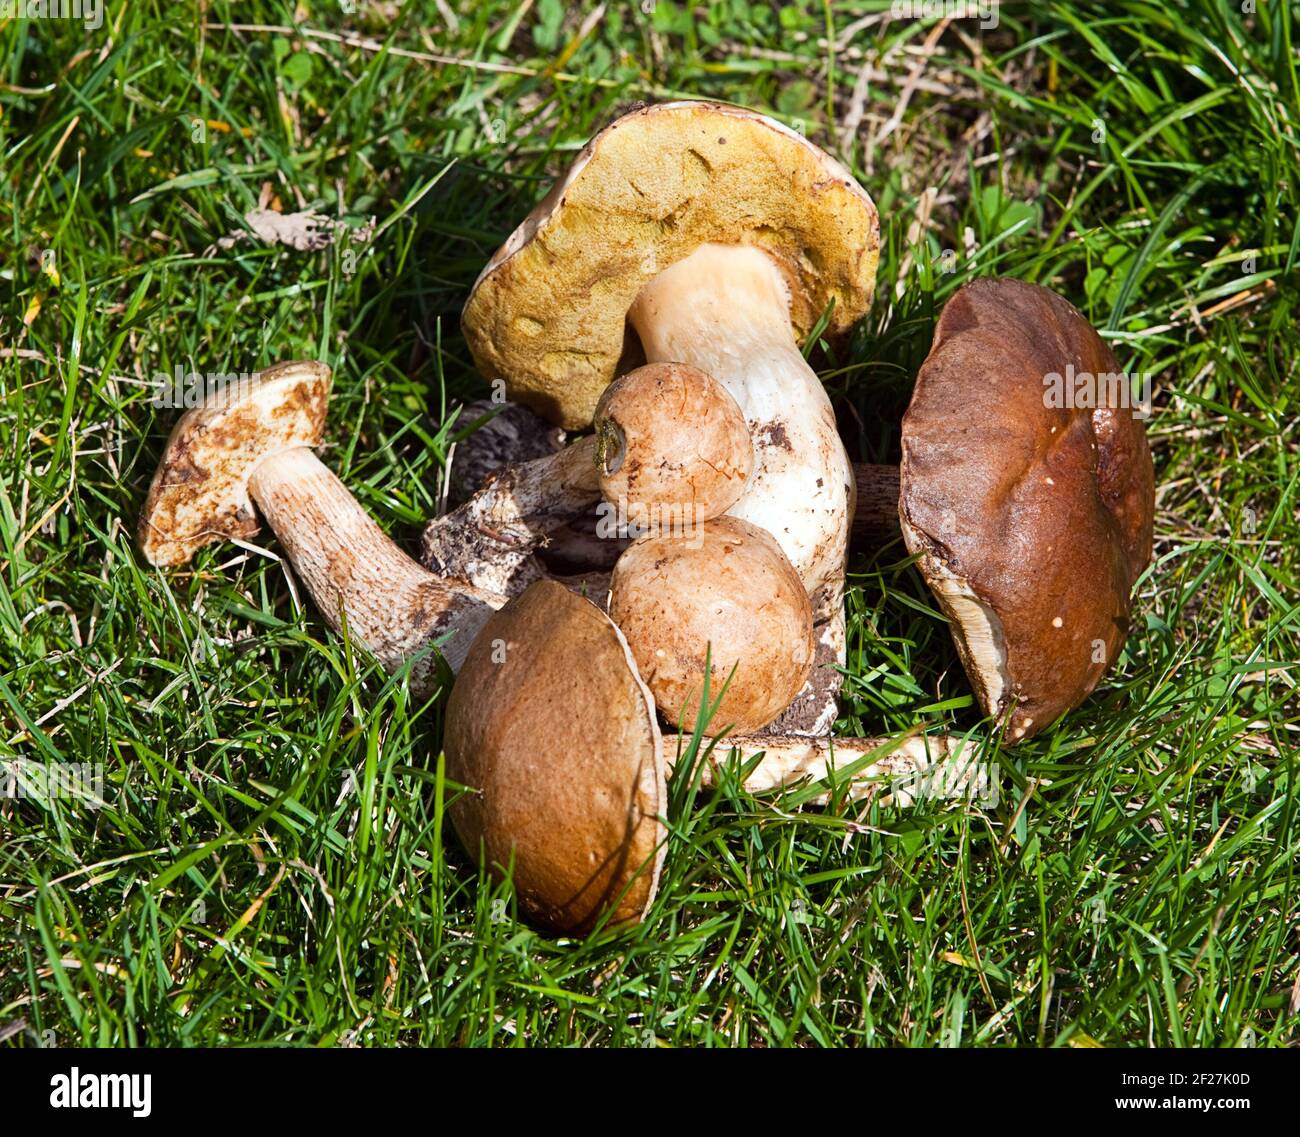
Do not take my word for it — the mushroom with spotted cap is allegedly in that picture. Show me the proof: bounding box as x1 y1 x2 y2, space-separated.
138 361 504 686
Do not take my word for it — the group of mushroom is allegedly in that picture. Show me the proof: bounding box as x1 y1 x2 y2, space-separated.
139 102 1154 934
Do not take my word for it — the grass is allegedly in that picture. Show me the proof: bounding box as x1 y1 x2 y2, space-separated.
1 0 1297 1047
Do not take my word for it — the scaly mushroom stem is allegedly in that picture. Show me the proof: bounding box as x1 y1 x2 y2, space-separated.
248 448 503 680
421 435 602 596
667 733 994 808
138 362 509 692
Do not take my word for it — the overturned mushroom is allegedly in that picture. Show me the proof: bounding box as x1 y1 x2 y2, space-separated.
460 100 880 734
445 580 982 935
138 361 503 686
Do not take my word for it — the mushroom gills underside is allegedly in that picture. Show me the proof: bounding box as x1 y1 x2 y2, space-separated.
900 516 1012 723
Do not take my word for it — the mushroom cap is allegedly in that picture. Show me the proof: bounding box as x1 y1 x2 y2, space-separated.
608 516 815 734
138 360 331 567
444 579 666 935
899 278 1154 742
463 101 880 429
594 362 753 522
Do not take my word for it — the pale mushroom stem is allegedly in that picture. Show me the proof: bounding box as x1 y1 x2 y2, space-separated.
629 243 853 596
664 733 993 808
631 243 857 736
248 447 504 680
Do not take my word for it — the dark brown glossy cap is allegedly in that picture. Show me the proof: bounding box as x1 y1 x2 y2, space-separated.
443 580 666 934
138 361 331 567
900 278 1154 742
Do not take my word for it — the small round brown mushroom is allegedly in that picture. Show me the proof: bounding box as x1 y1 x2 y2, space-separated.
420 362 752 597
593 362 752 525
138 361 504 685
900 278 1155 741
608 516 815 734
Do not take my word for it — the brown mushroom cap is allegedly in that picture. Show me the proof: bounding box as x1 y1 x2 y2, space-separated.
608 516 815 734
463 101 880 429
594 362 753 523
138 361 331 567
444 580 665 934
900 278 1154 742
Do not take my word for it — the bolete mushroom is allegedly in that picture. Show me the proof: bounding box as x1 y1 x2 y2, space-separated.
445 580 983 935
593 361 752 525
608 516 814 734
446 277 1155 743
138 361 504 685
459 100 880 732
421 361 753 596
900 277 1154 741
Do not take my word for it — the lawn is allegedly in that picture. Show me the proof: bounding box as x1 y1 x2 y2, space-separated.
1 0 1297 1047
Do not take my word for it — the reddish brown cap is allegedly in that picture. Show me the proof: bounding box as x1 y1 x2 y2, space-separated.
900 278 1154 742
443 580 666 934
138 361 331 567
594 362 753 522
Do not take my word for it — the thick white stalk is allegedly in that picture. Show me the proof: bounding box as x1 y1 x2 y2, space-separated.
628 243 854 598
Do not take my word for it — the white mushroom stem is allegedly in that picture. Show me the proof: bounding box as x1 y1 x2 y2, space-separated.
666 733 995 808
248 448 504 682
628 244 857 734
629 243 855 597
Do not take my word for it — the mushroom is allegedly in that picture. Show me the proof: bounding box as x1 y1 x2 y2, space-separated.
138 361 504 686
444 580 666 934
421 361 754 596
593 361 752 526
445 580 982 935
459 100 880 732
900 277 1154 741
608 516 814 734
445 276 1155 742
